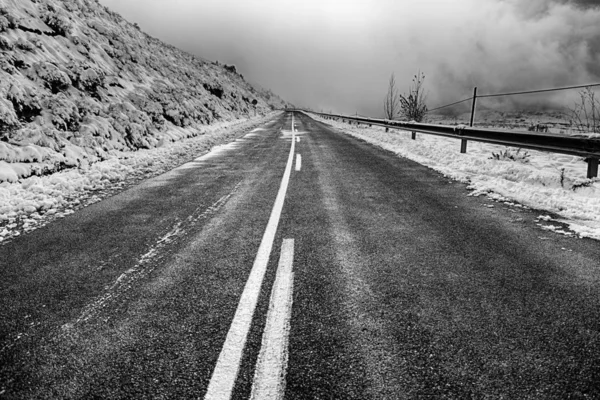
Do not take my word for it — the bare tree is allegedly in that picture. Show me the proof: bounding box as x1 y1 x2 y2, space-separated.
383 73 399 120
399 71 428 122
569 87 599 134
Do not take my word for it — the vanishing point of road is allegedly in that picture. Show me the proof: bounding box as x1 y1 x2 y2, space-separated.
1 112 599 399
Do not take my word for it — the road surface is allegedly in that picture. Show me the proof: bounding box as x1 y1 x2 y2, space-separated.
1 111 600 399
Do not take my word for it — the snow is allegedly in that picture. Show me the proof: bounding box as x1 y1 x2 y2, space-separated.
3 110 599 244
311 114 600 241
0 114 277 244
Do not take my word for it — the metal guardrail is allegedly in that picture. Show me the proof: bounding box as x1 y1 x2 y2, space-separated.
296 110 600 178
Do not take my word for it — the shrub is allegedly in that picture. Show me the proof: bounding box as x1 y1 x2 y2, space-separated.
78 68 105 92
203 82 224 99
164 107 182 126
0 98 21 138
224 64 237 74
571 178 596 191
63 1 82 13
569 87 599 134
34 62 72 93
0 16 9 32
88 20 110 36
559 168 566 188
399 71 428 122
31 38 43 49
42 11 72 36
0 7 17 31
75 97 101 118
45 94 81 132
0 35 12 50
383 73 399 120
13 54 31 69
1 59 16 74
129 93 164 126
15 37 34 51
125 122 151 149
490 148 530 163
6 84 42 122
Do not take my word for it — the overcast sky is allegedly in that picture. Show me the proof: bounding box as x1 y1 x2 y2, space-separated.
98 0 600 117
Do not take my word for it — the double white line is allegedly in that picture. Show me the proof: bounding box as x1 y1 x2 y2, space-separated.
250 238 294 399
205 115 297 400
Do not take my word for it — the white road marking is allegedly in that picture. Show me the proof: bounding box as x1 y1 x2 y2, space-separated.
250 239 295 400
204 127 296 400
295 154 301 171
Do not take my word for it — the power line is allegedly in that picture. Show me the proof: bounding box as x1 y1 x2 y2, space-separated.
478 83 600 98
428 97 473 112
427 82 600 113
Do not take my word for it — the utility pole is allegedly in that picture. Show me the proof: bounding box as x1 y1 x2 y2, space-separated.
462 86 477 154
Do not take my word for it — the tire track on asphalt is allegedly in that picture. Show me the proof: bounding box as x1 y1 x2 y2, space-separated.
64 181 243 331
314 149 408 399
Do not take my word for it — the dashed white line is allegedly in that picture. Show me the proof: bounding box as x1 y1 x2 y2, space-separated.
295 154 302 171
250 239 295 400
204 125 296 400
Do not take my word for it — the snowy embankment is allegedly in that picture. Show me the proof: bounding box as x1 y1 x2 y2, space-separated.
0 113 278 244
312 114 600 240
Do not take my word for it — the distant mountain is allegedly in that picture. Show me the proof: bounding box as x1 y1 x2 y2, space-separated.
0 0 288 182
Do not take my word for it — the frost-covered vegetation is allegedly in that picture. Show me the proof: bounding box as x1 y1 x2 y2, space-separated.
0 0 287 183
490 148 530 163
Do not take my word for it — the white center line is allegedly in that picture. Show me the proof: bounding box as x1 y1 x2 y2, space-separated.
250 239 295 400
204 120 296 400
295 154 301 172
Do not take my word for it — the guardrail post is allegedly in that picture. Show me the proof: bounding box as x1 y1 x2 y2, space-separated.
587 158 599 178
411 131 416 140
460 138 468 153
462 87 477 154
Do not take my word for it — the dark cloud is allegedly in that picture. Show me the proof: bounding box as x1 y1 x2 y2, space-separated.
424 0 600 113
564 0 600 9
99 0 600 117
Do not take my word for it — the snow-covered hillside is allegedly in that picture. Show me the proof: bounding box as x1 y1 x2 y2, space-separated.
0 0 287 183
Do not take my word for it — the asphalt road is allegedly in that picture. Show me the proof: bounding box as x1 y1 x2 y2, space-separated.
1 111 600 399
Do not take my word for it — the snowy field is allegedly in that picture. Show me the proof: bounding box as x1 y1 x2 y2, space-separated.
311 114 600 241
0 113 278 244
